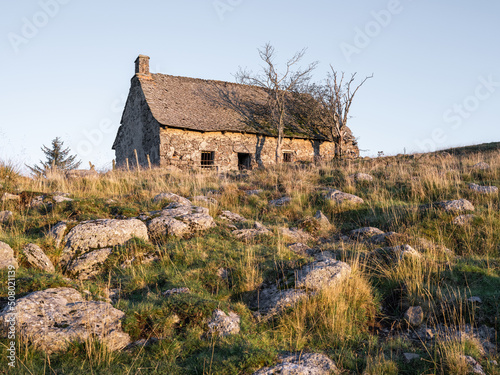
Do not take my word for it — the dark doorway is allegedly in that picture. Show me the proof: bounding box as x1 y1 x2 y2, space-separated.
238 153 251 170
283 152 293 163
201 151 215 168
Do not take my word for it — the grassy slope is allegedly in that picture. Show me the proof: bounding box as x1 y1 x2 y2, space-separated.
0 147 499 374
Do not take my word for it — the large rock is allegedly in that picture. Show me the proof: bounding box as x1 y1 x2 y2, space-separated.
147 203 215 239
22 244 55 273
153 192 191 206
253 353 339 375
324 189 364 204
0 288 130 353
295 259 351 291
0 242 17 269
65 248 113 280
0 211 13 223
436 199 475 213
48 221 69 248
252 259 351 318
60 219 149 267
469 183 498 194
207 309 240 337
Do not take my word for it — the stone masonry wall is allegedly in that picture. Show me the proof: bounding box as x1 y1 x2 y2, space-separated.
159 128 347 171
113 77 160 168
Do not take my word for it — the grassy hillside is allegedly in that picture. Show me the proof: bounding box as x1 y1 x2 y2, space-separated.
0 148 499 374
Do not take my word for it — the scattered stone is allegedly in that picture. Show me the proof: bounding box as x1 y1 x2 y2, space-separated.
414 237 453 256
279 227 312 243
105 199 117 204
22 244 55 273
467 296 482 304
163 287 191 296
436 199 475 213
462 355 486 375
217 268 229 280
453 214 476 226
405 306 424 326
472 162 490 170
313 210 330 228
350 227 385 240
207 309 240 337
147 203 215 239
469 183 498 194
48 221 69 248
1 193 20 202
287 242 312 255
251 287 308 318
29 195 45 209
245 189 262 195
253 352 338 375
153 192 191 206
269 196 291 207
0 210 13 223
324 189 364 204
60 219 149 268
0 288 130 353
65 248 113 280
0 241 17 269
350 172 374 182
403 353 420 363
192 195 218 205
218 210 247 223
233 222 270 241
369 231 400 245
53 195 73 203
295 259 351 291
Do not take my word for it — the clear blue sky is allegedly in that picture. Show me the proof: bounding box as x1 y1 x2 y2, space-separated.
1 0 499 172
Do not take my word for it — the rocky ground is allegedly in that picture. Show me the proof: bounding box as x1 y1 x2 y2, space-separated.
0 146 499 374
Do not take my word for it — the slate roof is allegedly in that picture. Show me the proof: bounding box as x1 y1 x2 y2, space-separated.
136 73 340 141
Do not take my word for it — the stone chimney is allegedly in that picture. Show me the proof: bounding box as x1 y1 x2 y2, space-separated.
135 55 150 76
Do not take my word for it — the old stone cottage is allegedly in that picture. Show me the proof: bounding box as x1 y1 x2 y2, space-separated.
112 55 359 171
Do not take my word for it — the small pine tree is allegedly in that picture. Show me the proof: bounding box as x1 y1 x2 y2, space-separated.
28 137 81 176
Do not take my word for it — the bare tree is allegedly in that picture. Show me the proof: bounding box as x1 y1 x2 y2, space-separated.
235 43 318 164
309 66 372 158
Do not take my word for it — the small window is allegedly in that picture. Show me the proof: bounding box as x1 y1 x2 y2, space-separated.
201 151 215 168
283 152 293 163
238 153 252 170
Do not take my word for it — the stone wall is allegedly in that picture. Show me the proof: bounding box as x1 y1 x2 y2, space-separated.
158 128 355 171
113 77 160 168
